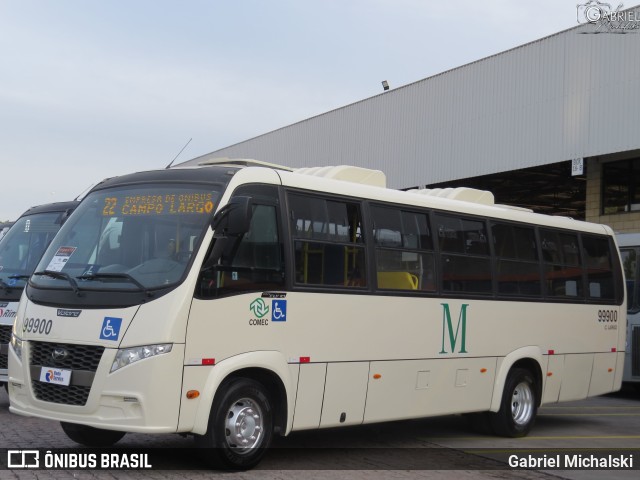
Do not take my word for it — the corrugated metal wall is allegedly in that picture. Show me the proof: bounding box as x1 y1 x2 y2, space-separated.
181 11 640 190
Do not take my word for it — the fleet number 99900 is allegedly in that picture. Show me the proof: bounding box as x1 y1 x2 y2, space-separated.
597 310 618 323
22 318 53 335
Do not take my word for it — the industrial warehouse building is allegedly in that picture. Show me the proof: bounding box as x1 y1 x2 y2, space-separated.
180 6 640 233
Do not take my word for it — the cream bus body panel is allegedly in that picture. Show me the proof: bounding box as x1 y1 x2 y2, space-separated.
185 290 624 432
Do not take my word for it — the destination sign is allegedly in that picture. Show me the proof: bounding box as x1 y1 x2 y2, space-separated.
102 192 215 216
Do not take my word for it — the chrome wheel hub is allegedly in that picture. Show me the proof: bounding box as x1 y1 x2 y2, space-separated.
511 381 534 426
225 397 263 453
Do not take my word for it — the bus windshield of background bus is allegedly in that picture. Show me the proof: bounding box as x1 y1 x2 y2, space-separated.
31 186 218 292
0 212 65 301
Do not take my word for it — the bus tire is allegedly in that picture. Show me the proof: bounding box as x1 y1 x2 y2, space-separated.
60 422 126 447
489 368 538 437
196 378 273 470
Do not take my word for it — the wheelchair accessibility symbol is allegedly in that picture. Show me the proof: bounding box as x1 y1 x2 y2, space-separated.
99 317 122 341
271 300 287 322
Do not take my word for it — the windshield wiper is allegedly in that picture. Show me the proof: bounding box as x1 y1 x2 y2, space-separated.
33 270 82 296
0 275 30 293
77 272 154 297
8 274 30 281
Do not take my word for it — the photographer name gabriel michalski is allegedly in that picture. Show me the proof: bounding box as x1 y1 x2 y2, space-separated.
509 453 634 469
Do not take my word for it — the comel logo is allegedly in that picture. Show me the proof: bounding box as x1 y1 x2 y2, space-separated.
249 298 269 318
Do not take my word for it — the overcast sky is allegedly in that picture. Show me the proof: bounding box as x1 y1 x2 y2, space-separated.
0 0 594 220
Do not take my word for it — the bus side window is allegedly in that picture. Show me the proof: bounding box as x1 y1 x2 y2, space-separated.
372 205 435 292
541 230 584 298
582 235 615 301
492 223 541 297
198 185 284 298
290 193 366 288
435 213 491 294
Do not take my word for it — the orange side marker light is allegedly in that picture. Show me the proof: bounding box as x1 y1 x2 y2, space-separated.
186 390 200 399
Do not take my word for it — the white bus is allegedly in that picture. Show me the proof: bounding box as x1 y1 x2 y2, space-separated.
8 161 625 469
0 202 78 389
615 233 640 385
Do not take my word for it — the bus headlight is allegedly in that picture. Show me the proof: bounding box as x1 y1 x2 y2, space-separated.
10 334 23 362
111 344 173 373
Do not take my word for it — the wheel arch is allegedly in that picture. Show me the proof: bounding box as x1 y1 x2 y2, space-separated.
490 347 545 412
222 367 288 436
192 351 296 436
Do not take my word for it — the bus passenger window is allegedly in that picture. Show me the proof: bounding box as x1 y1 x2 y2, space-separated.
582 235 615 301
372 206 435 292
435 213 491 294
541 230 583 298
492 223 541 297
290 193 366 288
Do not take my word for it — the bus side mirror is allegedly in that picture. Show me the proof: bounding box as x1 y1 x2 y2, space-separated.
202 196 253 270
211 196 253 236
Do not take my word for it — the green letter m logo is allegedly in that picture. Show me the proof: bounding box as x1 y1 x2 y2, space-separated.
440 303 469 354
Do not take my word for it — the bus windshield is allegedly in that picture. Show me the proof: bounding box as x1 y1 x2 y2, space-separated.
0 212 67 301
31 185 219 295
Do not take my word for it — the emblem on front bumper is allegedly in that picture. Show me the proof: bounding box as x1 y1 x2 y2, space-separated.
52 348 68 361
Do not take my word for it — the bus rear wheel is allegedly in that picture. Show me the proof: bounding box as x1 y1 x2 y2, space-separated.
196 378 273 470
60 422 126 447
490 368 538 437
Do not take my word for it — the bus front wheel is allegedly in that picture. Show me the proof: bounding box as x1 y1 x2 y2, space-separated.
60 422 126 447
490 368 538 437
196 378 273 470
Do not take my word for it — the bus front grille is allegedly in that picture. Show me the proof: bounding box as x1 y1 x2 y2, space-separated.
32 383 92 406
29 341 104 406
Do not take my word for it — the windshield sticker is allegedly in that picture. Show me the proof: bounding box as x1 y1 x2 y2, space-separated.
103 193 215 217
100 317 122 341
81 264 99 277
46 246 77 272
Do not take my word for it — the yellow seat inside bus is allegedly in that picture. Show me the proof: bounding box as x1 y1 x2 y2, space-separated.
377 271 419 290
